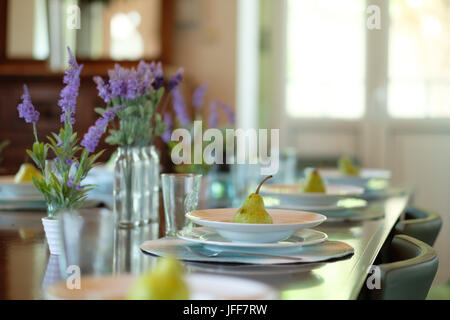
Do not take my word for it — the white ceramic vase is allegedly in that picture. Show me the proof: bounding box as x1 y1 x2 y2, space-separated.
42 217 61 255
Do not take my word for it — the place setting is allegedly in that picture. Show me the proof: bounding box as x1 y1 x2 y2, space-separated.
141 175 355 266
316 157 405 201
259 164 386 223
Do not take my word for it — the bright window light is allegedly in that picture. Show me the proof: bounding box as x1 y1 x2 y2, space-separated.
388 0 450 118
285 0 365 119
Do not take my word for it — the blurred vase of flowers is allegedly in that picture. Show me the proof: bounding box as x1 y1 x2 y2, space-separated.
162 83 236 208
17 48 117 254
93 62 184 227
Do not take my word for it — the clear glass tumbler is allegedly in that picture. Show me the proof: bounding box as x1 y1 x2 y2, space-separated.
58 208 115 278
161 173 202 236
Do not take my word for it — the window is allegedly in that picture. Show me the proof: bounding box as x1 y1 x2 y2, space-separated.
388 0 450 118
285 0 365 119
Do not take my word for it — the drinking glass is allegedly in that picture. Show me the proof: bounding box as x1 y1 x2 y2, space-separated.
161 174 202 236
58 208 115 278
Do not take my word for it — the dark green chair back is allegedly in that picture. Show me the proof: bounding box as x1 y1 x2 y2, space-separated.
363 235 438 300
394 206 442 246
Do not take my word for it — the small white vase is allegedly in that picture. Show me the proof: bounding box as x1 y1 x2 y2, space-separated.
42 217 61 255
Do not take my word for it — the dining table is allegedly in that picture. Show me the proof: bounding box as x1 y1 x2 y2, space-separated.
0 188 411 300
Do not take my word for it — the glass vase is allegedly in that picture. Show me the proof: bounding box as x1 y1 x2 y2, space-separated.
141 146 160 222
113 146 160 229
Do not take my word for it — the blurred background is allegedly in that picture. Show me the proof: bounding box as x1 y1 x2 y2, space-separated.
0 0 449 284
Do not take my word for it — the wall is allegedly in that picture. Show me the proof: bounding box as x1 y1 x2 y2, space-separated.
7 0 36 58
171 0 237 125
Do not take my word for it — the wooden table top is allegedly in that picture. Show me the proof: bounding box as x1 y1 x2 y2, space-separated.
0 190 410 300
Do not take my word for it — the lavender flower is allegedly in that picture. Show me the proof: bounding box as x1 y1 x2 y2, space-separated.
192 84 207 109
17 85 40 124
58 47 84 125
137 61 159 95
168 68 184 90
65 158 73 166
93 76 112 102
152 62 165 90
162 112 173 143
81 118 108 153
54 157 58 163
101 64 145 101
81 105 124 153
67 176 75 188
208 100 219 128
76 184 83 191
171 88 190 127
108 64 127 99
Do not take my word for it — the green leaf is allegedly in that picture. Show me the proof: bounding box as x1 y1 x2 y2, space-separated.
95 107 105 116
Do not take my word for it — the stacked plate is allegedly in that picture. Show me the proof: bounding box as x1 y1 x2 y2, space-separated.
257 181 384 222
179 208 328 253
261 182 365 207
318 168 391 192
0 176 102 210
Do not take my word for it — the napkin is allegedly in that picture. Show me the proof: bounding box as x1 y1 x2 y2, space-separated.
140 238 354 265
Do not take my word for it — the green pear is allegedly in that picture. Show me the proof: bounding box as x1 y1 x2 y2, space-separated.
233 175 273 224
338 156 360 176
127 256 189 300
302 169 326 193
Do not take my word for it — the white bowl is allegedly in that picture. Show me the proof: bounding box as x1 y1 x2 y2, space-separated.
186 208 326 243
319 168 391 189
0 176 42 198
260 184 364 207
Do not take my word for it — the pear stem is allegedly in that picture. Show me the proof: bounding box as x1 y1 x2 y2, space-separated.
255 175 273 194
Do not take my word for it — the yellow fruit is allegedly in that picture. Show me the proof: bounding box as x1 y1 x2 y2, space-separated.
338 156 360 176
14 163 42 183
127 256 189 300
19 229 37 240
233 176 273 224
302 169 326 193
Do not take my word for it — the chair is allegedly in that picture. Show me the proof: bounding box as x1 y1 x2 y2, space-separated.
361 235 438 300
394 206 442 246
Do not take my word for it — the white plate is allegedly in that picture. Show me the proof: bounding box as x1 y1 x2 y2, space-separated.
0 196 102 211
260 184 364 206
0 176 41 197
319 168 391 189
44 273 279 300
267 198 368 212
186 208 326 243
186 261 325 276
178 227 327 251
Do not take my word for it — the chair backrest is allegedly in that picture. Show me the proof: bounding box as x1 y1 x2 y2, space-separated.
365 235 438 300
394 206 442 246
